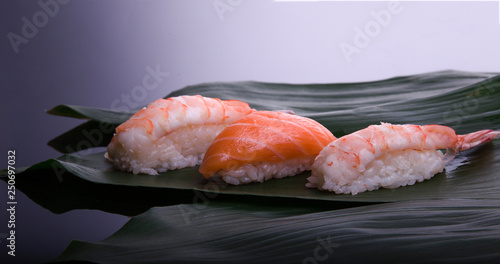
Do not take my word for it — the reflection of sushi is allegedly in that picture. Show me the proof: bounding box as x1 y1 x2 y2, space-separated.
199 111 336 185
308 122 500 195
106 95 254 175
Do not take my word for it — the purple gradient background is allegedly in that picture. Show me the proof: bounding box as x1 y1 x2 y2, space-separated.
1 0 500 263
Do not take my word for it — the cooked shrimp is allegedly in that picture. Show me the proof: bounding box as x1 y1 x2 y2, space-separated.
308 122 500 195
106 95 254 175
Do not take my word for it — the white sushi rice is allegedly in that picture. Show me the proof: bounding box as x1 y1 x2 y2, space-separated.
218 157 313 185
106 124 227 175
308 149 445 195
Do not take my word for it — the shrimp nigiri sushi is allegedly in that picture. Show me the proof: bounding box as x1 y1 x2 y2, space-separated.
308 122 500 195
105 95 254 175
199 111 336 185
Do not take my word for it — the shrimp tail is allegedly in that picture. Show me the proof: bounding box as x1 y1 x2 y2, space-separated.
443 147 459 163
456 129 500 151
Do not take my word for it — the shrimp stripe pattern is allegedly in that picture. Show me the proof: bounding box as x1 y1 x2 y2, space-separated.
308 122 500 195
115 95 252 138
106 95 254 175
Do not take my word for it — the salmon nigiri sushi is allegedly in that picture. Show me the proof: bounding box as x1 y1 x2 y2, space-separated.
308 122 500 195
106 95 254 175
199 111 336 185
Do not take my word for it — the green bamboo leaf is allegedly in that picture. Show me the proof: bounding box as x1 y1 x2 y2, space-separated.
0 163 211 216
47 120 117 153
46 104 135 124
51 199 500 264
27 70 500 264
46 70 498 151
12 140 500 204
12 70 500 204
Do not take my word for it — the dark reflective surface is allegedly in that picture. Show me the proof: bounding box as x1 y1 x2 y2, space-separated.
0 180 129 264
2 1 500 263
